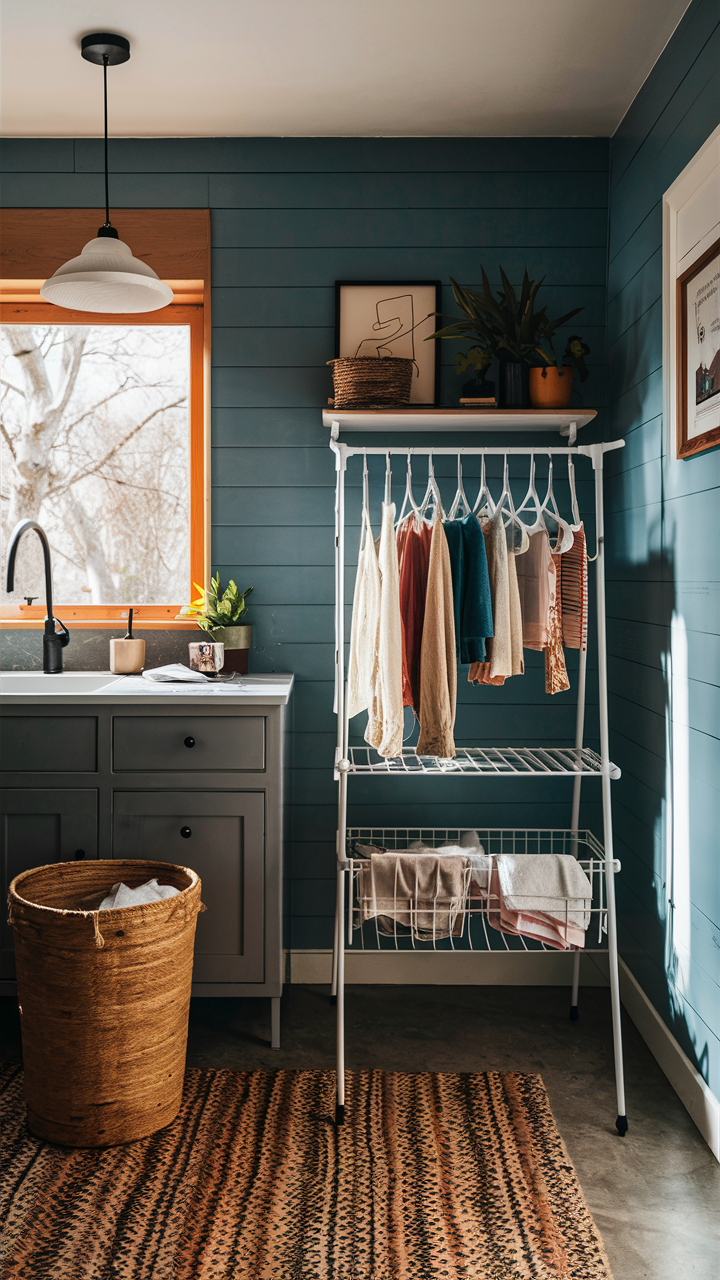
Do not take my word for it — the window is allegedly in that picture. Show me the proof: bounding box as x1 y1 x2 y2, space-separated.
1 304 206 625
0 209 209 628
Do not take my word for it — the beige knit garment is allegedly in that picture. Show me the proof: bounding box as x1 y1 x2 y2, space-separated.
417 518 457 758
469 516 525 687
347 500 381 720
516 529 551 650
366 502 404 758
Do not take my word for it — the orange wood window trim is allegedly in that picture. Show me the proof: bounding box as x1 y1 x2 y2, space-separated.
1 299 208 629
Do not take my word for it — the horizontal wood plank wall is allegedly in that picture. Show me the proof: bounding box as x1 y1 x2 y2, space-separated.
1 136 609 954
606 0 720 1103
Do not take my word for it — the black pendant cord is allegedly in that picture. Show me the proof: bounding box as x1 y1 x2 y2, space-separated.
103 55 110 228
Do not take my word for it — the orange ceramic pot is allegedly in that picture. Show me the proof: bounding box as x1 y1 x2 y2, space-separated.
529 365 573 408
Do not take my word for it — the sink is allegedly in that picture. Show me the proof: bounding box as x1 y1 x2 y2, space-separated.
0 671 124 694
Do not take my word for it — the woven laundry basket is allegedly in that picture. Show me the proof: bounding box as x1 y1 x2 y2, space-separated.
327 356 414 407
8 858 203 1147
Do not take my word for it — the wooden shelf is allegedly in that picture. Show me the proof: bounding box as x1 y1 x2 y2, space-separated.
323 408 596 436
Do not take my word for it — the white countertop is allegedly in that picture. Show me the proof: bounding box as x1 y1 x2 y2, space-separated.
0 671 294 706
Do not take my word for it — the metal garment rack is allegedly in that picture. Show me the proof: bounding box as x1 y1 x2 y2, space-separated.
329 434 628 1135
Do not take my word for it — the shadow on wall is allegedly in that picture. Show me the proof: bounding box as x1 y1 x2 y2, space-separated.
611 549 716 1090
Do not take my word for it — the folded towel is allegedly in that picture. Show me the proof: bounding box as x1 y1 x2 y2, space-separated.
99 879 181 910
488 869 585 951
494 854 592 929
356 852 472 940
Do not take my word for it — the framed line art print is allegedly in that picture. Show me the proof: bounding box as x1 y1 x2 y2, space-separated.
335 281 441 405
677 235 720 459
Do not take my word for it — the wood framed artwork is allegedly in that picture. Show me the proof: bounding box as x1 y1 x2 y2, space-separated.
676 235 720 459
335 281 441 405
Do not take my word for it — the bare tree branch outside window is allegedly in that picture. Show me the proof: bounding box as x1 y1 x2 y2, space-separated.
0 325 190 605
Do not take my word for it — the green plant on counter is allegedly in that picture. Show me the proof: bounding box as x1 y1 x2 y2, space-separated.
428 266 585 374
186 573 254 634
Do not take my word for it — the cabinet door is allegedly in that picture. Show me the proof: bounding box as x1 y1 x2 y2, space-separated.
1 789 98 981
113 791 265 983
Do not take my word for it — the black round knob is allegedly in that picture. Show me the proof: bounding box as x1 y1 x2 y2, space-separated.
180 826 192 839
74 849 85 860
184 736 195 748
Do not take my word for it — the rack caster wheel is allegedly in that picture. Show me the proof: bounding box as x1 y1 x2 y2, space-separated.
336 1103 345 1125
615 1115 628 1136
569 1005 579 1021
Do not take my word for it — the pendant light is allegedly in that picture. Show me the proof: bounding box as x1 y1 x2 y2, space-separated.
41 34 173 314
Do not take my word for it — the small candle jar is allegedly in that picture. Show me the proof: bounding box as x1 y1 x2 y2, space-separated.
188 641 225 675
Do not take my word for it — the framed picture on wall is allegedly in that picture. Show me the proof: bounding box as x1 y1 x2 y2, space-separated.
677 235 720 458
335 281 441 405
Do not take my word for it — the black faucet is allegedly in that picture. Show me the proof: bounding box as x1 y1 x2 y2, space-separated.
5 520 70 673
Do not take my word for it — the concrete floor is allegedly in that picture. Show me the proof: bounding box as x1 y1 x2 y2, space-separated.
3 985 719 1278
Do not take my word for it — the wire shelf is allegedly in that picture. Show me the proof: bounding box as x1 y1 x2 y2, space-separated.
345 827 612 954
343 745 620 779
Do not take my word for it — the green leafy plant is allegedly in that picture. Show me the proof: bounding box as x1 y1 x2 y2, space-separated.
186 573 253 635
428 266 585 374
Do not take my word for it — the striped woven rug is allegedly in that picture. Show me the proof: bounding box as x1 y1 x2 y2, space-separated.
1 1064 613 1279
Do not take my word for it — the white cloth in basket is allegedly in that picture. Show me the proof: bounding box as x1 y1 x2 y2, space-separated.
99 879 181 911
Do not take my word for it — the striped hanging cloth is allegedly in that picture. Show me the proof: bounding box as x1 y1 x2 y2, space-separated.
559 523 588 651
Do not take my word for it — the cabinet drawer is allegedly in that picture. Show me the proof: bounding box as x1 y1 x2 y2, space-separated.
112 716 265 772
0 716 97 773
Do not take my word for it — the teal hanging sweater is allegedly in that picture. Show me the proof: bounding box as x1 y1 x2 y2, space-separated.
444 515 494 665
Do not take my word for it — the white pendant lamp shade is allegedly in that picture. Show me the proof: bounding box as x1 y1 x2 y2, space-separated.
41 237 173 314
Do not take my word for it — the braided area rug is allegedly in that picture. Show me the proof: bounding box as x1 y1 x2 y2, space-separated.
1 1063 613 1279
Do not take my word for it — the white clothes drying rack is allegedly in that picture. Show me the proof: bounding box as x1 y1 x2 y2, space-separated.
328 429 628 1136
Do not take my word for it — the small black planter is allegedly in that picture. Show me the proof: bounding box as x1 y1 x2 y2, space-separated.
502 362 527 408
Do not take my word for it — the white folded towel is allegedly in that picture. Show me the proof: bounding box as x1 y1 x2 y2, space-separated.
142 664 210 683
494 854 592 928
99 879 181 910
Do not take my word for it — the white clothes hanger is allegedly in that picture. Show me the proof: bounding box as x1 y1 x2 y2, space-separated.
472 453 496 519
567 455 582 532
495 454 529 553
396 451 423 528
383 452 393 507
419 452 445 522
514 453 546 535
448 452 472 520
540 458 574 553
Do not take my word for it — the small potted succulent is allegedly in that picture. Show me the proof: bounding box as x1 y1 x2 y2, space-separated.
186 574 254 673
529 334 591 408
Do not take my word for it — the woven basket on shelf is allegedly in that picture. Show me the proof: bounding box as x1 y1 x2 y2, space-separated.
327 356 414 408
8 858 203 1147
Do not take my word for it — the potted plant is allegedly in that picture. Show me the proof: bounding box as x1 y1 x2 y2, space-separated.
186 574 254 674
429 267 584 408
529 334 591 408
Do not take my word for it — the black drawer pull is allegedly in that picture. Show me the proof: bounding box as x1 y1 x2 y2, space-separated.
180 826 192 839
184 736 195 748
74 849 85 860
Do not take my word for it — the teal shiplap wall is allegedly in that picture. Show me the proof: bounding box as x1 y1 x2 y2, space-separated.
606 0 720 1100
1 136 609 950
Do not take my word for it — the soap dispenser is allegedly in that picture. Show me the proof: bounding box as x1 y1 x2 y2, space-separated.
109 610 145 674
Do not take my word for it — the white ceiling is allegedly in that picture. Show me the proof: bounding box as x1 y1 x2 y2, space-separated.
1 0 692 138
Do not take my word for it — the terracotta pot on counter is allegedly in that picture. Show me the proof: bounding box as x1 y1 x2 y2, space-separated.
213 625 252 674
529 365 574 409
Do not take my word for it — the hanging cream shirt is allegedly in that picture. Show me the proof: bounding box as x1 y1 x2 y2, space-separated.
366 501 404 758
347 499 381 720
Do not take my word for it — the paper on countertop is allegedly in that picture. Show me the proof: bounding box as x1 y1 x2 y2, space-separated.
142 663 210 683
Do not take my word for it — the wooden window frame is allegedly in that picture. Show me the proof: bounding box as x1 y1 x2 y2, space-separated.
1 209 210 630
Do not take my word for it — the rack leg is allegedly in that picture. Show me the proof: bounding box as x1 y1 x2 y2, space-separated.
330 901 339 1003
592 446 628 1136
335 864 346 1125
570 950 581 1020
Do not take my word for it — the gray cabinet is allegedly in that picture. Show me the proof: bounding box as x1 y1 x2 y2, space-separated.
1 788 98 981
113 790 265 983
0 694 288 1030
